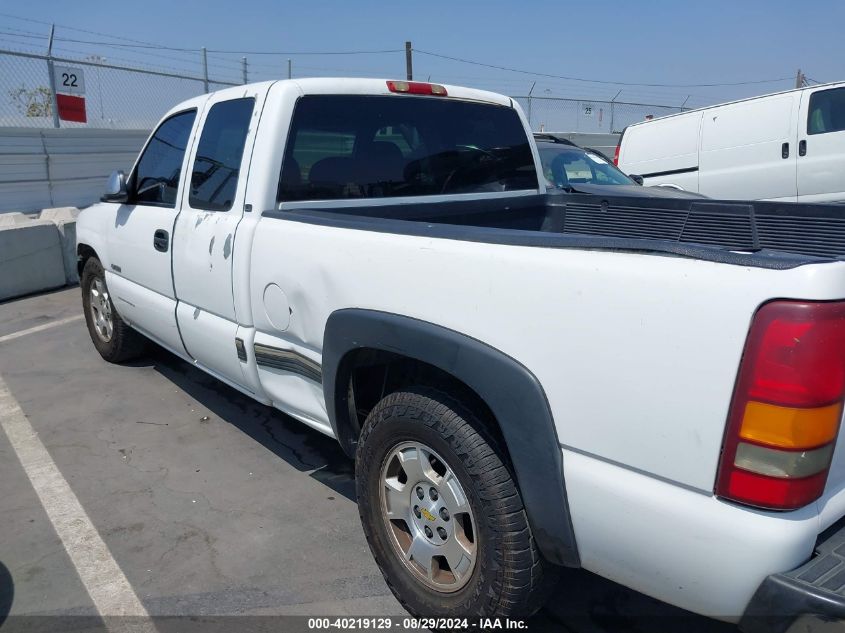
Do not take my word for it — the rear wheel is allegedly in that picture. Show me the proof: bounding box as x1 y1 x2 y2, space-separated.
356 387 558 618
379 440 478 593
81 257 145 363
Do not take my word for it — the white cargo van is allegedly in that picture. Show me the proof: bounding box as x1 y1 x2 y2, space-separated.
616 81 845 202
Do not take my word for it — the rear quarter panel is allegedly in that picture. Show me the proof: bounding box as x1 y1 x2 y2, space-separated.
249 216 845 492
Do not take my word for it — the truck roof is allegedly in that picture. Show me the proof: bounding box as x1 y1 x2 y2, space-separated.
161 77 514 120
625 79 845 129
290 78 513 107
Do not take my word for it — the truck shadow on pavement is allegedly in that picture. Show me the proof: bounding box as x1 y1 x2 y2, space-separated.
531 567 737 632
0 560 12 628
140 343 736 633
142 344 357 502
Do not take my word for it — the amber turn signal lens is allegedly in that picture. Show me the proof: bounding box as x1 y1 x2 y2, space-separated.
739 401 842 450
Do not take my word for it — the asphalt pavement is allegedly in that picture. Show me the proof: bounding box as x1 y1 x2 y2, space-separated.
0 287 735 633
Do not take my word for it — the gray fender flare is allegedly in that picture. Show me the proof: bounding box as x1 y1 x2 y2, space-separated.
322 308 579 567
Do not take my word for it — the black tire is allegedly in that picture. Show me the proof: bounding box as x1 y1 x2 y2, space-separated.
356 387 559 618
80 257 146 363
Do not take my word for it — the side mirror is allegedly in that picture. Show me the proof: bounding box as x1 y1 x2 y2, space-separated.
629 174 644 186
102 170 128 202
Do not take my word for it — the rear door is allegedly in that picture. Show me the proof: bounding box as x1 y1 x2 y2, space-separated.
698 93 800 201
106 108 199 353
172 89 264 387
797 85 845 202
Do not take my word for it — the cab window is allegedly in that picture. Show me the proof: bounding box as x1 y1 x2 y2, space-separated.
131 109 196 208
189 98 255 211
808 87 845 135
278 95 537 202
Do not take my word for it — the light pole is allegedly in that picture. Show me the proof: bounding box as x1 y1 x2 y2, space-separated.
527 81 536 130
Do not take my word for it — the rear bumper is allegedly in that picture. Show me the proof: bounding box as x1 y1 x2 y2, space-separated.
741 519 845 633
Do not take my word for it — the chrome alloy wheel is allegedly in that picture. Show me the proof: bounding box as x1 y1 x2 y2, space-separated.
89 277 114 342
379 441 477 592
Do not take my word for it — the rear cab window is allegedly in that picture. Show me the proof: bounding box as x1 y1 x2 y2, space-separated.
278 95 537 203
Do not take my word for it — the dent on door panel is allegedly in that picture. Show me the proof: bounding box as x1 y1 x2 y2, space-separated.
176 301 245 388
173 211 240 321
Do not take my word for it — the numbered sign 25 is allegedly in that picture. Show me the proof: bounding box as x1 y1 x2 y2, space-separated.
53 65 86 96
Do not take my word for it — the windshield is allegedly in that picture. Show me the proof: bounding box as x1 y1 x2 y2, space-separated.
538 145 633 188
278 95 538 202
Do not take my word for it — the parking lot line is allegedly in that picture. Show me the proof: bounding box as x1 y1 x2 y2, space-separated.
0 314 84 344
0 373 156 632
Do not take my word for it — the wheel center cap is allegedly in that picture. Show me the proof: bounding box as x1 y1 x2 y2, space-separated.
411 482 450 545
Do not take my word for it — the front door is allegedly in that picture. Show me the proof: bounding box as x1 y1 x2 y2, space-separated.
798 85 845 203
106 108 199 353
172 91 263 387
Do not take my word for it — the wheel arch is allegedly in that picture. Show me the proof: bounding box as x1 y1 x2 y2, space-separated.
76 243 99 277
322 308 579 567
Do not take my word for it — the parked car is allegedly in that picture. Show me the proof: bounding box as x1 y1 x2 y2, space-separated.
534 133 706 198
616 81 845 202
77 78 845 630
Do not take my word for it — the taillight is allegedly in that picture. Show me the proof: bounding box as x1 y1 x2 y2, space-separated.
716 301 845 510
613 143 621 166
386 80 448 96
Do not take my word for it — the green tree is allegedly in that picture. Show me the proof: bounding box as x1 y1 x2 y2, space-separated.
9 85 52 117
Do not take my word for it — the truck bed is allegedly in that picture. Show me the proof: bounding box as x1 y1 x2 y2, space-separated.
267 192 845 267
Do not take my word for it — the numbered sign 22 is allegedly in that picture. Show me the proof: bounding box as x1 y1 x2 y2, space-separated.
53 65 86 96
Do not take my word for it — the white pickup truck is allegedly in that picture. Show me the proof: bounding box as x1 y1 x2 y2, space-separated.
76 78 845 630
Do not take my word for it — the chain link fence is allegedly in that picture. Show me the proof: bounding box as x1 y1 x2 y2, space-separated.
1 46 688 133
2 51 51 127
0 47 238 129
513 95 687 134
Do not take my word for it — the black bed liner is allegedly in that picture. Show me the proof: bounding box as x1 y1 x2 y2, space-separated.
263 192 845 270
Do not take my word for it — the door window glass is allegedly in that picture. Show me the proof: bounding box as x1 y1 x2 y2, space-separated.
189 98 255 211
808 87 845 135
131 109 196 207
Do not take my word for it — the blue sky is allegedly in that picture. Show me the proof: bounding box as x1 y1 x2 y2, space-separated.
1 0 842 113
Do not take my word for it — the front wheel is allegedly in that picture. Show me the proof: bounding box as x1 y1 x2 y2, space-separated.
356 387 558 618
80 257 146 363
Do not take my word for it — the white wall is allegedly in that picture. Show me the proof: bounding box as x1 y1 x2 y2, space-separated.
0 127 148 214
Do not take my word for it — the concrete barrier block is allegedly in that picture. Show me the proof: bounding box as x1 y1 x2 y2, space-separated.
0 220 67 301
39 206 81 222
0 212 31 226
37 208 81 284
53 219 79 284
